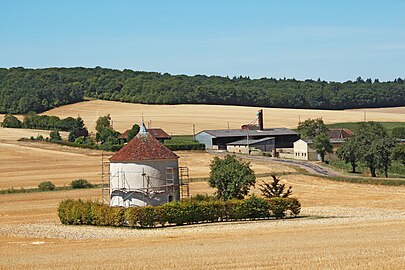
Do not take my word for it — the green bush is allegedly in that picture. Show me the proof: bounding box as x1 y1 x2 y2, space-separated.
286 197 301 217
1 114 22 128
38 181 55 191
71 179 93 189
58 197 300 228
188 194 217 202
49 130 62 142
239 195 270 220
125 207 141 228
136 206 159 227
267 197 289 219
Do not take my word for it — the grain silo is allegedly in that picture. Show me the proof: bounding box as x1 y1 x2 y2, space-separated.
107 123 188 207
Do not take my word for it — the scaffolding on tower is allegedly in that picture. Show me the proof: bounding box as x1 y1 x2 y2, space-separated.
101 151 111 205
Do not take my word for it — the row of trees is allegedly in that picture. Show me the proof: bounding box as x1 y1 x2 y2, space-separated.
1 67 405 114
1 113 87 133
1 113 89 143
337 122 404 177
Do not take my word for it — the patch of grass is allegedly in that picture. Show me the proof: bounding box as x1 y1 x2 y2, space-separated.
166 135 195 143
329 160 405 178
327 122 405 134
318 174 405 186
164 135 205 150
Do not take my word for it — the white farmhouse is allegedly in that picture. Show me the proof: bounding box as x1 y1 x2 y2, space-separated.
109 123 180 207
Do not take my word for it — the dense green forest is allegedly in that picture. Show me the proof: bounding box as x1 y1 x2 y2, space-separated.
1 67 405 114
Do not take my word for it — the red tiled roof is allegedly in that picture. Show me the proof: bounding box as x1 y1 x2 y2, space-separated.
118 130 129 139
328 128 353 139
148 128 171 139
110 132 178 162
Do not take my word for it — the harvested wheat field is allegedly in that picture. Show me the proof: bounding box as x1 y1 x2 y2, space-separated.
1 173 405 269
0 130 404 269
39 100 405 134
1 125 405 269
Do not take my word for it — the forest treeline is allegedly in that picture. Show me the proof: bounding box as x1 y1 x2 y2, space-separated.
1 67 405 114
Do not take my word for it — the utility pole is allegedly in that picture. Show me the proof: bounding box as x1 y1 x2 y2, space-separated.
192 124 196 141
246 128 250 155
227 121 230 130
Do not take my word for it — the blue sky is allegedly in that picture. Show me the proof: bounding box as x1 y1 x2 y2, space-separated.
1 0 405 81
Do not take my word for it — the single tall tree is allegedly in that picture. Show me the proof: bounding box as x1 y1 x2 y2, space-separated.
259 174 292 198
297 118 329 139
355 122 394 177
313 133 333 162
337 138 358 173
95 114 112 133
127 124 140 141
208 155 256 200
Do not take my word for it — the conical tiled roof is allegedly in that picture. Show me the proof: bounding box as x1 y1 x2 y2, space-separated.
109 131 178 162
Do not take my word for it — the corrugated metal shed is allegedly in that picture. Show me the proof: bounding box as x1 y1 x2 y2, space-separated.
199 128 298 138
227 137 275 146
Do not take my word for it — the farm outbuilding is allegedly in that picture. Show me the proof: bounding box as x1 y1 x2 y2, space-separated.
196 109 299 150
196 128 299 150
227 137 275 154
108 123 187 207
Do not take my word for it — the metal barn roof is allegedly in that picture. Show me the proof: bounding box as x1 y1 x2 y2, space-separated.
199 128 298 138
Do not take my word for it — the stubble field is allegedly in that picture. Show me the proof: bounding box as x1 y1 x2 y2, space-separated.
1 102 405 269
37 100 405 134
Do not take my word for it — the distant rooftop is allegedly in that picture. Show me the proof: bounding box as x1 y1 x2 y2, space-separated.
327 128 353 139
119 127 170 140
199 128 298 138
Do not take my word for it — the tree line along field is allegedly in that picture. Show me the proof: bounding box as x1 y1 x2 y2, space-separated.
2 99 401 135
1 67 405 114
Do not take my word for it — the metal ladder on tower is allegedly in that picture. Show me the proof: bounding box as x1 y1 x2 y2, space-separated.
179 166 190 200
101 151 111 205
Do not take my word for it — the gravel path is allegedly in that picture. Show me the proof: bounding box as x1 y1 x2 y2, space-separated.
1 207 404 240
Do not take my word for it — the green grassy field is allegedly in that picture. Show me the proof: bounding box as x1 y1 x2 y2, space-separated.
329 160 405 178
327 121 405 133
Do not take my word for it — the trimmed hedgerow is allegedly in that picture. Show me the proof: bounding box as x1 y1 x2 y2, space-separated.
58 196 301 228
